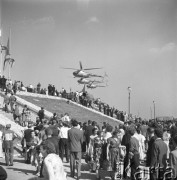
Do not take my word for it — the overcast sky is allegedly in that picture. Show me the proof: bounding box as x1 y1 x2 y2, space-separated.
0 0 177 119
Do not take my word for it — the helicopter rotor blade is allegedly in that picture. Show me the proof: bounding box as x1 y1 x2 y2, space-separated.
90 74 103 78
98 86 106 87
83 68 102 70
60 67 79 70
79 61 83 70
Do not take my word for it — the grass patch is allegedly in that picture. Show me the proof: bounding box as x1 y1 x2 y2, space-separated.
16 95 121 127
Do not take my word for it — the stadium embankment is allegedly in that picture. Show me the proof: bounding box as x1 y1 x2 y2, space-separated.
15 91 123 125
0 91 123 137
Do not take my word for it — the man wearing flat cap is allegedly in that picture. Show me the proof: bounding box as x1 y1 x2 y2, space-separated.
2 124 15 166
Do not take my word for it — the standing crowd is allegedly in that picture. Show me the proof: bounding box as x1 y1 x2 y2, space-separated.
0 88 177 180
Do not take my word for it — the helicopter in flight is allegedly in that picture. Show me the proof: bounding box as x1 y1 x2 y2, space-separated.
77 78 103 85
61 61 103 78
87 81 107 89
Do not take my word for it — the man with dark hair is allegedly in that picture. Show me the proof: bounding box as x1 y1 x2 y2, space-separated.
45 127 59 155
146 127 156 166
85 120 93 148
150 128 168 180
50 120 59 137
23 123 34 163
68 119 83 180
38 107 45 122
128 126 140 180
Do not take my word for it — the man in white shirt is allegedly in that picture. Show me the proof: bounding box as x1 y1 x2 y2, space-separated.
59 122 70 163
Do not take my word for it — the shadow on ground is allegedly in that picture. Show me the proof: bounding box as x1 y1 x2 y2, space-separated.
7 167 35 175
14 146 22 154
13 158 25 163
0 162 6 166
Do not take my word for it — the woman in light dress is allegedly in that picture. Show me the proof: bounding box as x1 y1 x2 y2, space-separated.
30 141 67 180
88 127 99 159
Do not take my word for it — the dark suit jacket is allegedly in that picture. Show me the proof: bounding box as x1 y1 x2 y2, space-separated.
68 127 83 152
85 125 93 143
45 136 59 155
146 136 156 166
150 138 168 168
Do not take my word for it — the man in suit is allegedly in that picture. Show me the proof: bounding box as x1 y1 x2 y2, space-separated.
169 135 177 180
84 120 93 149
146 127 156 166
38 107 45 122
68 119 83 180
44 127 59 155
23 123 33 163
150 128 168 180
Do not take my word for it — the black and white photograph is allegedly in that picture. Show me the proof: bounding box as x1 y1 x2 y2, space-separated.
0 0 176 180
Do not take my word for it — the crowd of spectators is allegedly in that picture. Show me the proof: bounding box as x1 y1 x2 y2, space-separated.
0 78 177 180
0 76 134 123
1 98 177 180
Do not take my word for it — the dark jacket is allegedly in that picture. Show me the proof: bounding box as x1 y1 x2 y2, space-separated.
146 136 156 166
150 138 168 168
45 136 59 155
38 109 44 120
68 127 83 152
85 125 93 143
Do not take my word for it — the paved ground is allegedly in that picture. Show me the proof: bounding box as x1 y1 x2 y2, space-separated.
0 154 103 180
